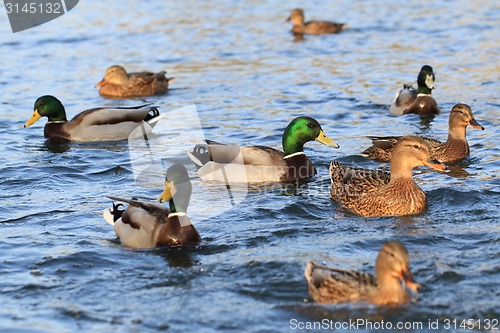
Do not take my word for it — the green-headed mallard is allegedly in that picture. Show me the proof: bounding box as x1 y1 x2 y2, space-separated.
331 136 445 217
305 241 420 306
103 164 201 249
390 65 440 116
286 8 348 35
96 65 175 97
24 95 160 142
187 116 339 184
363 104 484 163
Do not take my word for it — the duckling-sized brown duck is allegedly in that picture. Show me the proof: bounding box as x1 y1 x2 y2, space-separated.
305 241 420 306
286 8 347 35
390 65 439 116
96 65 175 97
103 164 201 248
331 136 445 217
362 104 484 163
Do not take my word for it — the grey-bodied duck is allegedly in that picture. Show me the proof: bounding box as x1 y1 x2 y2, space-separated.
331 136 445 217
286 8 347 35
188 116 339 184
103 164 201 249
305 241 420 306
96 65 175 97
24 95 160 142
363 104 484 163
390 65 439 116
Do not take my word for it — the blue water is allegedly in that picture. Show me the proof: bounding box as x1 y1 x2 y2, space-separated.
0 0 499 332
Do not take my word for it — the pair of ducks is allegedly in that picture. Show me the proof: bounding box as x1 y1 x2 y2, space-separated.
95 10 347 98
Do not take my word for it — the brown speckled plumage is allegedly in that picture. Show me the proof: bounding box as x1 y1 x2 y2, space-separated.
332 136 445 217
286 8 347 35
97 65 174 97
362 104 484 163
305 241 420 306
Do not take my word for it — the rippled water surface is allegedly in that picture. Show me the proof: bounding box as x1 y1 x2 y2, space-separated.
0 1 499 332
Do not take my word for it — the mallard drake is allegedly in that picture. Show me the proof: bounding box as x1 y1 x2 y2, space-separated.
305 241 420 306
103 164 201 249
389 65 439 116
286 8 347 35
24 95 160 142
187 116 339 183
331 136 445 217
362 104 484 163
96 65 175 97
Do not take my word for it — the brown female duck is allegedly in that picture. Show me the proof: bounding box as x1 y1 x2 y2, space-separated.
96 65 175 97
390 65 439 116
286 8 347 35
103 164 201 249
331 136 445 217
305 241 420 306
363 104 484 163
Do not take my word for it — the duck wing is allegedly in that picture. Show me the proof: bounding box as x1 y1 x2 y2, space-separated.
389 84 417 115
188 141 285 168
305 261 376 304
63 106 159 141
107 196 170 221
330 161 390 202
305 21 347 34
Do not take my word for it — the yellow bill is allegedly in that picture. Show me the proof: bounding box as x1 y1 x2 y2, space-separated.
24 109 42 128
315 130 340 148
157 181 174 203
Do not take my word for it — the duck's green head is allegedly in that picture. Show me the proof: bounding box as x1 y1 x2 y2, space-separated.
282 116 339 156
24 95 68 127
157 164 192 213
416 65 435 95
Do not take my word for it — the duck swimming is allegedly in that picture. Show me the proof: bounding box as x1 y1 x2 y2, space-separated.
331 136 445 217
103 164 201 249
363 104 484 163
305 241 420 306
389 65 439 116
24 95 160 142
187 116 339 184
286 8 348 35
96 65 174 97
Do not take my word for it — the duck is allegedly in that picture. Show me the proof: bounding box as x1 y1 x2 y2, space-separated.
103 164 201 249
305 241 420 306
389 65 440 116
96 65 175 97
331 136 445 217
24 95 161 142
362 104 484 163
286 8 348 35
187 116 339 184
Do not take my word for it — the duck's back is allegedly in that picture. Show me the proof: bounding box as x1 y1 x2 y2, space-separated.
330 161 390 202
305 262 376 304
303 21 347 34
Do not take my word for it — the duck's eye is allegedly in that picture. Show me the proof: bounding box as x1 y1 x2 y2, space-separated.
413 145 419 149
307 123 314 129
